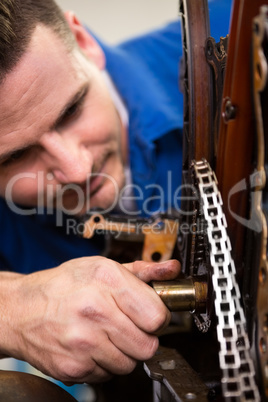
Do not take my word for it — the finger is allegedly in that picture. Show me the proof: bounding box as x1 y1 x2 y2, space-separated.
90 332 138 375
112 275 171 334
123 259 181 282
106 308 160 361
63 328 143 383
80 294 160 361
62 363 113 384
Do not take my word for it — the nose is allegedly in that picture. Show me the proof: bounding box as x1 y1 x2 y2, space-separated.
40 132 93 184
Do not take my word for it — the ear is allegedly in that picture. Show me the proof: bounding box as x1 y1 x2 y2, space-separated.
64 11 106 70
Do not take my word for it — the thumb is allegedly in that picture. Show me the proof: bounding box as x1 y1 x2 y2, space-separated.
123 259 181 283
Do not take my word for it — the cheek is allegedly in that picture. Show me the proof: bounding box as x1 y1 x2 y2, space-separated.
81 89 121 145
0 151 51 205
3 172 48 205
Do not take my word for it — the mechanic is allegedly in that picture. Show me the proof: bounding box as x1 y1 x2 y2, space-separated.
0 0 231 386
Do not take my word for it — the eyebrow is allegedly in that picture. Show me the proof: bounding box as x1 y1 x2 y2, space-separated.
0 83 90 165
51 83 89 130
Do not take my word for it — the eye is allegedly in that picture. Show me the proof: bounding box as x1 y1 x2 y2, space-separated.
58 89 88 128
58 101 82 127
1 148 29 167
65 101 81 119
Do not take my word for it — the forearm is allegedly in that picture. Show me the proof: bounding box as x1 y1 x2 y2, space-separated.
0 271 24 359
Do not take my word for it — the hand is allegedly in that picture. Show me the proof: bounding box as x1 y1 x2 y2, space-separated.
0 257 180 384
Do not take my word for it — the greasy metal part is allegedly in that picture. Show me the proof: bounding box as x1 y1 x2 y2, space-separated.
205 35 229 155
179 0 213 165
177 167 212 332
144 346 209 402
222 98 236 123
216 0 265 268
142 220 179 263
193 159 260 401
152 278 207 313
251 5 268 397
178 0 213 294
83 212 179 263
0 370 77 402
83 212 142 239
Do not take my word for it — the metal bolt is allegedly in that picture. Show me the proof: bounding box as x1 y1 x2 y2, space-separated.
223 99 236 122
185 392 197 399
159 359 176 370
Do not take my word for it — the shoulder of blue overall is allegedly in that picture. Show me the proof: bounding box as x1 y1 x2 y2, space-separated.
98 21 184 216
0 201 104 273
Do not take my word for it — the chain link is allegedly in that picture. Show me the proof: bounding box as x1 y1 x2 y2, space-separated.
193 159 260 401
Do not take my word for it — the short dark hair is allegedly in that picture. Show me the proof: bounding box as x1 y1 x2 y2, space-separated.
0 0 74 80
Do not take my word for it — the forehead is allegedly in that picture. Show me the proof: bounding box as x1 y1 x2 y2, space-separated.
0 24 87 153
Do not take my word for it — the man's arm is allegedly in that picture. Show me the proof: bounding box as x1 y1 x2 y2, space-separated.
0 257 180 384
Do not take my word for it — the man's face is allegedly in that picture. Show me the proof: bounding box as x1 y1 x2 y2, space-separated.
0 24 126 216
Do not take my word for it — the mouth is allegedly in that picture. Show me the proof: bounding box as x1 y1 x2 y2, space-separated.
89 170 106 195
78 172 105 199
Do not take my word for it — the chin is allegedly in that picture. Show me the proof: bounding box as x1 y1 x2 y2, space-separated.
89 173 125 212
88 190 119 213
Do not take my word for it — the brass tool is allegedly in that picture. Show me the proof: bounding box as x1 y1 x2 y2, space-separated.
152 278 207 313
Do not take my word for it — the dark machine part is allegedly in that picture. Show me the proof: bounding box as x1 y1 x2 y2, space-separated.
244 6 268 398
214 0 268 399
215 0 266 270
179 0 213 165
205 36 229 157
176 0 218 340
82 211 179 263
0 370 77 402
178 0 213 278
144 347 210 402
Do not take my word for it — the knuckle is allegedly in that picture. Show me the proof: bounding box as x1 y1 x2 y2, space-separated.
117 358 137 375
79 304 106 322
66 329 97 350
58 361 95 382
142 336 159 360
146 308 169 333
75 296 109 324
94 258 121 287
124 361 137 375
